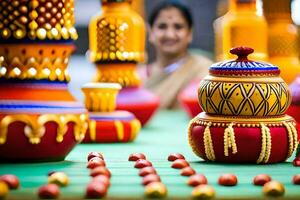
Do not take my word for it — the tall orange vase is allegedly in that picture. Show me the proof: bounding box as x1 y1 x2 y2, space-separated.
88 0 159 126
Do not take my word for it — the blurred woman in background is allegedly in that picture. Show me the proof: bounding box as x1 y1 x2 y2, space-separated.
144 0 212 109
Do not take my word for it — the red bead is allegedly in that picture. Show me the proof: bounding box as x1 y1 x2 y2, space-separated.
171 159 189 169
87 158 106 169
86 181 107 198
142 174 161 186
0 174 20 189
128 153 146 161
38 184 60 199
181 167 196 176
292 174 300 185
139 167 157 177
90 166 111 178
187 174 208 187
218 174 238 186
134 159 152 169
167 153 185 161
87 152 104 162
92 175 111 188
253 174 272 186
293 158 300 166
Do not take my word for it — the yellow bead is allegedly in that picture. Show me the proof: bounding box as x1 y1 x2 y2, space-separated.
1 28 11 38
50 28 59 39
29 21 38 30
29 11 38 19
191 185 215 200
144 182 167 198
0 181 9 199
37 28 47 40
263 181 285 197
14 29 25 39
48 172 69 187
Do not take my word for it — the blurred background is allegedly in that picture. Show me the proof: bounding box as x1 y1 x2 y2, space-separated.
69 0 300 101
73 0 300 59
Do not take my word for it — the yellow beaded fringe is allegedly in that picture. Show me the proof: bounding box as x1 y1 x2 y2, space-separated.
257 123 272 164
224 123 238 156
283 121 298 159
203 122 215 161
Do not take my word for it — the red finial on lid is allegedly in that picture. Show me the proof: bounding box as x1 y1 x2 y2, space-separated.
230 46 254 61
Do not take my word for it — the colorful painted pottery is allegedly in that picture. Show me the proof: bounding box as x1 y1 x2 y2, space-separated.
188 47 299 164
178 79 202 118
262 0 300 84
88 0 159 126
82 83 141 143
0 0 88 162
217 0 268 61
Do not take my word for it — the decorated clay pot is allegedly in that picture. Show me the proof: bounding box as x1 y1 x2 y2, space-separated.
82 83 141 143
188 47 299 164
0 0 87 162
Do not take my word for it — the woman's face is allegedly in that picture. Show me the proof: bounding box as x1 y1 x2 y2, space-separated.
149 7 192 57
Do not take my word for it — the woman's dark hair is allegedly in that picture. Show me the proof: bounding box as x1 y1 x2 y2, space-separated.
148 0 193 29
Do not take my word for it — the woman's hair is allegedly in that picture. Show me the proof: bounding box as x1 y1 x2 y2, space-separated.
148 0 193 29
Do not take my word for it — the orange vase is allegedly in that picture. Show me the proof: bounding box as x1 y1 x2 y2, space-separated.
88 0 159 126
0 0 87 162
219 0 268 61
262 0 300 84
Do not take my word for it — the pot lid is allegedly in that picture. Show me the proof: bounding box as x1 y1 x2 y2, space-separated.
209 47 280 77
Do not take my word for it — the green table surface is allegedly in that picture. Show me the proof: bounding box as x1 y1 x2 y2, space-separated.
1 110 300 200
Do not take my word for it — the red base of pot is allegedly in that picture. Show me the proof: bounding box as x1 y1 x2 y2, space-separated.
116 87 159 126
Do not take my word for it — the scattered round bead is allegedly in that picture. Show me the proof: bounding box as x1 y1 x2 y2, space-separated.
187 174 208 187
253 174 271 186
48 172 69 187
0 174 20 189
142 174 161 186
181 167 196 176
87 152 104 162
90 166 111 178
38 184 60 199
128 153 146 161
0 181 9 199
191 185 215 200
171 159 190 169
87 158 106 169
292 174 300 185
92 175 111 188
293 158 300 166
262 181 285 197
218 174 238 186
86 181 107 198
167 153 185 161
134 159 152 169
144 182 167 198
139 166 157 177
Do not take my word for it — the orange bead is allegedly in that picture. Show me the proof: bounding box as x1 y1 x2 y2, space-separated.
128 153 146 161
168 153 185 161
218 174 238 186
187 174 208 187
171 159 189 169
